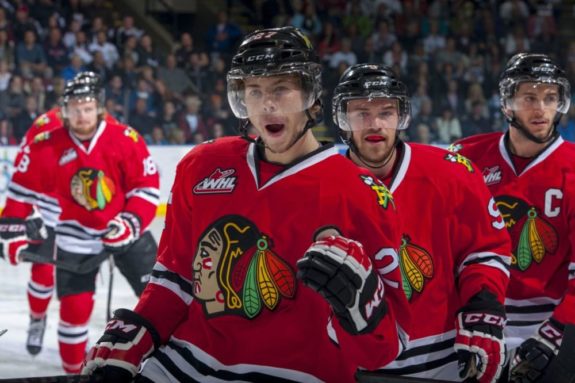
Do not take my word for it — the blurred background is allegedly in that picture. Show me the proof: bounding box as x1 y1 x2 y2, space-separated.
0 0 574 148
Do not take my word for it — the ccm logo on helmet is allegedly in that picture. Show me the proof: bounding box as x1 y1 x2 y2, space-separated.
247 54 275 62
363 81 387 88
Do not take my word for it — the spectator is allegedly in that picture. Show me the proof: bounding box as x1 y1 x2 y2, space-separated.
105 74 128 119
423 19 446 56
383 41 407 75
0 59 11 92
290 1 322 36
205 11 242 60
121 35 139 65
60 53 85 81
62 18 81 49
44 27 68 75
0 8 11 39
114 15 143 48
316 21 341 63
147 126 168 145
329 37 357 69
137 34 160 68
158 100 179 139
435 106 462 144
174 32 201 68
464 82 489 119
44 76 65 109
70 30 93 64
178 94 208 143
371 20 396 57
4 74 26 119
86 50 109 82
0 114 17 145
0 29 14 69
128 96 156 139
157 54 192 96
12 5 42 42
28 76 48 114
15 30 47 79
413 122 435 144
11 95 39 140
89 30 119 69
461 100 491 137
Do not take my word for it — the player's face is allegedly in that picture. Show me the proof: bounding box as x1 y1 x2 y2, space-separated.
243 75 311 157
192 228 224 306
65 98 99 140
347 98 399 164
508 82 560 139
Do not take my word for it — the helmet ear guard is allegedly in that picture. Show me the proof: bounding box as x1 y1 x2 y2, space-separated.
332 64 411 133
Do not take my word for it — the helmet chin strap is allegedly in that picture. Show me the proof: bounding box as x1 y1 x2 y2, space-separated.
347 132 399 170
507 111 560 145
240 105 321 158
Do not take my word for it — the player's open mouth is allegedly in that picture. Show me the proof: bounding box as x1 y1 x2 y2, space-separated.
365 135 385 142
265 124 285 134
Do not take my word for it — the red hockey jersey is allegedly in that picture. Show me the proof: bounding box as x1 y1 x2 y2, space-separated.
4 120 159 254
4 108 120 228
455 132 575 351
374 142 511 380
134 137 409 382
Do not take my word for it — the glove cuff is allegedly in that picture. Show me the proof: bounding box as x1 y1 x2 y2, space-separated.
120 212 142 237
113 309 161 349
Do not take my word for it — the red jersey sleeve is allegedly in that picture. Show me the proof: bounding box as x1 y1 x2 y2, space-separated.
118 127 160 232
452 159 511 304
551 172 575 325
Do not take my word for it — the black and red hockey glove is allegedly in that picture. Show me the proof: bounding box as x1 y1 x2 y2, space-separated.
454 289 507 383
82 309 160 383
0 215 45 265
297 235 387 335
510 317 565 383
102 212 141 254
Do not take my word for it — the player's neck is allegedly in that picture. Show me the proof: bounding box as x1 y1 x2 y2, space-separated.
508 127 547 158
263 131 320 165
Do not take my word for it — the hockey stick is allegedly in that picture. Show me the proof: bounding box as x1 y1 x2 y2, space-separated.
0 329 7 337
19 250 109 274
0 375 98 383
106 256 115 322
355 371 447 383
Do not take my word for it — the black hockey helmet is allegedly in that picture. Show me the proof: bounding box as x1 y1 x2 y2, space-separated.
227 26 322 119
73 71 103 90
332 63 411 131
61 75 105 118
499 53 570 115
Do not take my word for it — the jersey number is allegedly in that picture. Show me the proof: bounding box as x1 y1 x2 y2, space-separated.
143 156 157 176
489 197 505 230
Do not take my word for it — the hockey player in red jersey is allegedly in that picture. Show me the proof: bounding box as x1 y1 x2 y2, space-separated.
331 64 511 382
453 53 575 383
82 26 409 383
4 71 122 357
0 76 160 373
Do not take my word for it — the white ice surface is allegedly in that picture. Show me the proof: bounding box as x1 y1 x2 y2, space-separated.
0 218 164 379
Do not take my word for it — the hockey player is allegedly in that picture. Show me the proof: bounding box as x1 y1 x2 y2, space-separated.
0 76 160 373
4 71 122 357
82 26 409 382
452 53 575 382
332 64 511 382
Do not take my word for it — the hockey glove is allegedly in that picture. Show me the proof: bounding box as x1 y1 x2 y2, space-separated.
0 217 31 265
454 289 507 383
510 317 565 383
297 235 387 335
102 212 141 254
82 309 161 382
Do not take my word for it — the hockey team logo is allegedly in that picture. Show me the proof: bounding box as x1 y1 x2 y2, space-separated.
193 168 237 195
59 148 77 166
495 195 558 271
483 166 502 186
124 127 140 143
444 153 474 173
192 215 296 318
398 235 434 301
33 113 51 127
360 175 395 209
70 168 116 211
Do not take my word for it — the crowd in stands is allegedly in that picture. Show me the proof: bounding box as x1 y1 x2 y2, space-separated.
1 0 575 146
